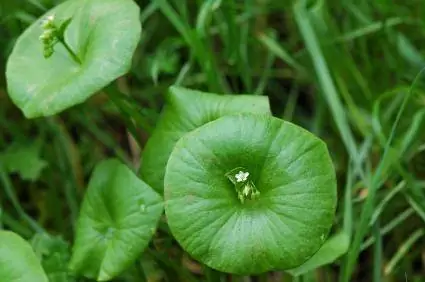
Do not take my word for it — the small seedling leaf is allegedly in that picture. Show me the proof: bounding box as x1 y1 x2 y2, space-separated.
6 0 141 118
164 113 337 274
141 86 271 193
0 231 48 282
31 233 75 282
0 141 48 181
69 159 163 281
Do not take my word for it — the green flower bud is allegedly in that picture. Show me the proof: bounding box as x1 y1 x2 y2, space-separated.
43 46 54 58
39 29 55 44
41 14 55 29
225 167 260 203
39 15 59 59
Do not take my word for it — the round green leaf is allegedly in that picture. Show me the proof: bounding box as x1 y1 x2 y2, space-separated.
69 159 163 281
164 113 337 274
0 231 48 282
141 86 271 193
5 0 141 118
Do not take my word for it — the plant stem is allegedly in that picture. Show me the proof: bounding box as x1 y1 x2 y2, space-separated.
104 88 144 150
134 258 147 282
2 211 33 238
256 273 269 282
46 118 81 233
103 84 156 154
203 265 222 282
58 37 82 65
0 166 45 234
105 84 154 134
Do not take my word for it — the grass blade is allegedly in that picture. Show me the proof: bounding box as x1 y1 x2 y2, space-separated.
384 229 425 276
293 0 361 168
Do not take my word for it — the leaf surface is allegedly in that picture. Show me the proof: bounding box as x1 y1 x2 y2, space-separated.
0 231 48 282
286 232 350 276
69 159 163 281
6 0 141 118
0 141 47 181
164 114 337 274
141 86 271 193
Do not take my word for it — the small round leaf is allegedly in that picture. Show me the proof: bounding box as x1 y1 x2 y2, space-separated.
5 0 141 118
0 231 48 282
69 159 163 281
141 86 271 193
164 114 337 274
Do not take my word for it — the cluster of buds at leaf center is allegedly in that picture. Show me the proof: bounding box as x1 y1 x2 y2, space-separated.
38 14 80 64
39 14 58 58
225 167 260 203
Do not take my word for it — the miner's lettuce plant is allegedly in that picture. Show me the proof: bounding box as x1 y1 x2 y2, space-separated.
163 113 338 274
2 0 348 281
6 0 140 118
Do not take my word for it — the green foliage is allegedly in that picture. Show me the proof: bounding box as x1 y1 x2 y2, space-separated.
164 113 337 274
69 159 163 281
5 0 141 118
141 86 271 193
287 232 350 276
31 233 75 282
0 141 47 181
1 0 425 281
0 231 48 282
145 38 184 84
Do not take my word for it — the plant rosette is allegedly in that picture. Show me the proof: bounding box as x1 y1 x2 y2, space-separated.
164 113 337 274
5 0 141 118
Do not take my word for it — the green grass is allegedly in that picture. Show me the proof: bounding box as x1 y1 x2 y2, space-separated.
1 0 425 281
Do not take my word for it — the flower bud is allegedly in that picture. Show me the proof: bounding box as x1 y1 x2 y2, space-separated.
43 46 54 58
41 14 55 29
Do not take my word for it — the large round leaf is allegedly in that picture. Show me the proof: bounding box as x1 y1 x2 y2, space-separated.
0 231 48 282
164 113 337 274
141 86 271 193
69 159 163 281
5 0 141 118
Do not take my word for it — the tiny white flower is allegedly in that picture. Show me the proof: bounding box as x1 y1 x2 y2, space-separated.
235 171 249 183
41 14 55 29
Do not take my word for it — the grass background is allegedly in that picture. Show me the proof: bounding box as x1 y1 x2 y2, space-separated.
1 0 425 281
